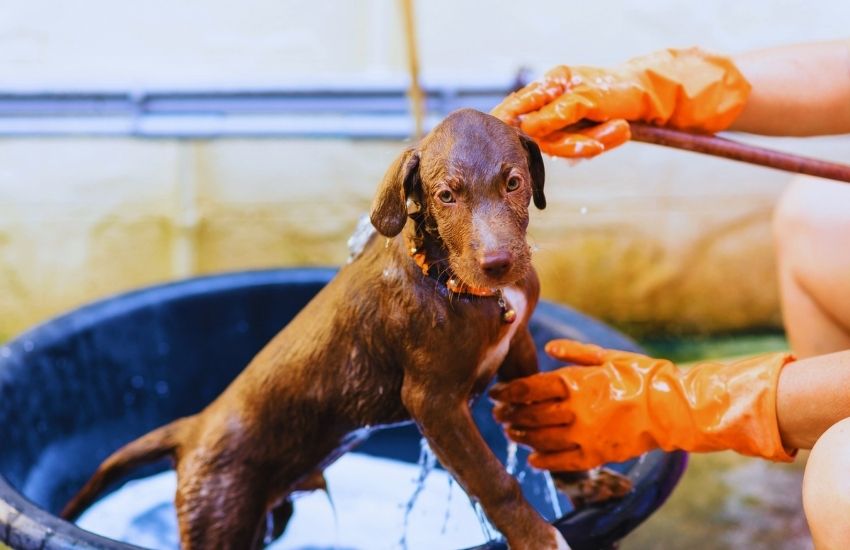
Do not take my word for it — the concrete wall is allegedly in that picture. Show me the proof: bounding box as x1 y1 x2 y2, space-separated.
0 0 848 339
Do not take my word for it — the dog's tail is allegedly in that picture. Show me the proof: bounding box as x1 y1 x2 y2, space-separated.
61 416 191 521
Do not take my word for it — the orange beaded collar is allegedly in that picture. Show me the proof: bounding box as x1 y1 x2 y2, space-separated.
407 242 516 324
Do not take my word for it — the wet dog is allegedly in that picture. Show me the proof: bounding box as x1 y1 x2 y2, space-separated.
62 109 569 549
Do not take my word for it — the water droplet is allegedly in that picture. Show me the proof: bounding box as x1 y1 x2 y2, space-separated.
471 499 497 542
399 438 438 548
542 471 564 519
155 381 170 396
579 206 588 215
264 511 275 545
130 375 145 389
505 441 519 476
441 475 454 535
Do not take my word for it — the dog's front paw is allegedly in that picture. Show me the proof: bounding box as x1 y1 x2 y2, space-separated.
552 526 571 550
540 525 571 550
552 467 632 509
508 525 570 550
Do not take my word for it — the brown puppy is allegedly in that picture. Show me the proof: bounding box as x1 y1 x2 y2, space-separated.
62 108 568 549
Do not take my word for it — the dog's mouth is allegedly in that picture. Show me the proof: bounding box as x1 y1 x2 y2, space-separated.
449 249 531 291
471 269 526 290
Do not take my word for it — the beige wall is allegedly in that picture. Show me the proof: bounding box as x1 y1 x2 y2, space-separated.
4 1 848 87
0 1 848 339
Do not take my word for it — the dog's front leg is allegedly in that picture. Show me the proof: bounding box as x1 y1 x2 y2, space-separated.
497 325 539 382
402 375 567 550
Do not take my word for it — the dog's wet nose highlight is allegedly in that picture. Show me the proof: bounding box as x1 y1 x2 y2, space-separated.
479 250 513 278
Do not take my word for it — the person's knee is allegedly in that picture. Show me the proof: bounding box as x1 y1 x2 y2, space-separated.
773 177 823 261
773 176 850 264
803 417 850 549
772 180 799 242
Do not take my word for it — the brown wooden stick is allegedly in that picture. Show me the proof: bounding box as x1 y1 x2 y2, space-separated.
629 123 850 184
401 0 425 139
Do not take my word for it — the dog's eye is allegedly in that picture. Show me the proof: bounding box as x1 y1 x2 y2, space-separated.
506 176 521 192
437 190 455 204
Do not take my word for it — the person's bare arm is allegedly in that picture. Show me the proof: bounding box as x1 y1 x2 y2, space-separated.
777 350 850 450
732 40 850 136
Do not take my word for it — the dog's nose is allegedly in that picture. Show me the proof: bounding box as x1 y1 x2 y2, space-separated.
479 251 513 279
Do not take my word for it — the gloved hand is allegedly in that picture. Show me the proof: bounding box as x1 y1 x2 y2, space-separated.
491 47 751 158
490 339 796 471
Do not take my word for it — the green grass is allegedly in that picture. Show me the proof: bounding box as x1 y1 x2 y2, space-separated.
639 331 789 363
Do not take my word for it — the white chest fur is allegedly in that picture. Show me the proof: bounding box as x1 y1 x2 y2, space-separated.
475 286 528 379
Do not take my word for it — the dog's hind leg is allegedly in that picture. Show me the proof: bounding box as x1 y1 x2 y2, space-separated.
264 469 327 543
174 458 271 550
265 499 294 544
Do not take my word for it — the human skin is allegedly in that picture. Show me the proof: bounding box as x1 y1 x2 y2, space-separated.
731 40 850 136
803 417 850 549
773 177 850 359
773 179 850 548
776 349 850 450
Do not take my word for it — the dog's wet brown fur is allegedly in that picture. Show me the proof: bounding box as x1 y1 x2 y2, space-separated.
62 109 567 549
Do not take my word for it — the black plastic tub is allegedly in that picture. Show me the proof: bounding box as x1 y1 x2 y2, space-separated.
0 268 686 549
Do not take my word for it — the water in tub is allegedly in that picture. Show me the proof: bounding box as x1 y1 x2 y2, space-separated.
77 438 566 549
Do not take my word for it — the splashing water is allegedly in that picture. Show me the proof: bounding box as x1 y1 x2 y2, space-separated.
505 441 518 476
543 472 564 519
441 476 454 535
264 487 340 547
471 499 498 542
78 452 491 549
326 487 341 549
264 512 274 546
399 438 438 549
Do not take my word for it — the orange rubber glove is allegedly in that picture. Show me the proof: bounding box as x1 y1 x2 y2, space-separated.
490 340 796 472
491 47 751 159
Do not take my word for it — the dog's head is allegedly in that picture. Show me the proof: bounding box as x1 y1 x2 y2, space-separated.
370 108 545 288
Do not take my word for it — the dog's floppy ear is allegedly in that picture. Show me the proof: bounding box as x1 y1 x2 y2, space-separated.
519 133 546 210
370 148 420 237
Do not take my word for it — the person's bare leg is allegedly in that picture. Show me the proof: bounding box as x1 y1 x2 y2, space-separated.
773 177 850 358
803 417 850 549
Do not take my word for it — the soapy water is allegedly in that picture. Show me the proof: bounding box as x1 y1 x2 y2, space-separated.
398 438 439 548
77 438 568 549
542 472 563 519
505 441 518 476
79 450 492 549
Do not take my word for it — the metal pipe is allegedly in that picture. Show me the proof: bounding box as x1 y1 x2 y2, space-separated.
0 86 513 138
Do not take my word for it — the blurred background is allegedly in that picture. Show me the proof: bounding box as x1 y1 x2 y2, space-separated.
1 1 847 548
